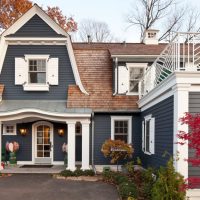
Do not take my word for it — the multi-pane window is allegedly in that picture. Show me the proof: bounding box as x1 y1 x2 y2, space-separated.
114 120 128 143
3 124 16 135
29 59 46 84
111 116 132 144
129 67 144 93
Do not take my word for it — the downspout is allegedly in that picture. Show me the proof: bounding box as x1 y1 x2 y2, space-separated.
113 57 118 96
91 112 96 173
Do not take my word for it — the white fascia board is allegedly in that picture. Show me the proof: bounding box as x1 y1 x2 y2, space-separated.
66 38 89 95
0 37 8 74
2 4 68 37
0 108 91 118
138 71 200 110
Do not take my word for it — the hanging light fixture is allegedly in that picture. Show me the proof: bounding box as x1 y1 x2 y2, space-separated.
19 128 27 136
58 129 64 137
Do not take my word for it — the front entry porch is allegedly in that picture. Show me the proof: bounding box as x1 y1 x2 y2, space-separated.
0 107 91 171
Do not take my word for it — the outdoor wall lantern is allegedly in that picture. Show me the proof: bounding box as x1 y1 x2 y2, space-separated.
20 128 28 136
58 129 65 137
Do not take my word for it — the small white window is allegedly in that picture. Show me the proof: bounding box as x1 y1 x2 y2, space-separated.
111 116 132 144
28 59 46 84
126 63 147 95
142 115 155 155
3 124 16 135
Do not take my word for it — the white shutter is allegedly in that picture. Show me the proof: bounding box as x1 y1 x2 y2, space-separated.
15 58 27 85
142 120 145 152
118 66 129 94
48 58 59 85
150 117 155 154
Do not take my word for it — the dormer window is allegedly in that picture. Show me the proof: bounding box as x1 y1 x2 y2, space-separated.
15 55 59 91
29 59 46 84
117 63 147 95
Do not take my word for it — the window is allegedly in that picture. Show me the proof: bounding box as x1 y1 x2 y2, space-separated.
3 124 16 135
129 67 144 93
75 122 82 135
29 59 46 84
142 115 155 155
111 116 132 144
148 32 156 39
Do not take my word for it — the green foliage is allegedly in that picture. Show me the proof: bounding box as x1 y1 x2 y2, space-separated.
141 168 155 200
119 181 138 199
124 161 134 174
136 157 142 166
60 169 95 177
114 174 129 185
151 158 186 200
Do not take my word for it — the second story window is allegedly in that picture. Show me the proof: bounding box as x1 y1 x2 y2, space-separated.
29 59 46 84
129 67 144 93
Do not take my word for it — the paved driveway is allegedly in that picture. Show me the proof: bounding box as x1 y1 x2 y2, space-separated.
0 174 119 200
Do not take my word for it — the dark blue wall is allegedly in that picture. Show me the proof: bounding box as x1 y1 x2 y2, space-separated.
6 14 65 38
93 113 141 165
140 96 174 168
2 121 67 162
0 45 75 100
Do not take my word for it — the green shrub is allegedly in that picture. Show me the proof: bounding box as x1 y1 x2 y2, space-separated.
83 169 95 176
119 181 138 199
114 174 129 185
151 158 186 200
136 157 142 166
102 171 117 183
124 161 135 175
60 170 75 177
60 169 95 177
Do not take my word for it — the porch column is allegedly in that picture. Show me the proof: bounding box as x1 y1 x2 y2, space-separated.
173 83 190 179
81 120 90 170
0 122 2 165
66 120 76 171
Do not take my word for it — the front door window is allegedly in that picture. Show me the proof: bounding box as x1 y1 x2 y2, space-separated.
36 125 51 158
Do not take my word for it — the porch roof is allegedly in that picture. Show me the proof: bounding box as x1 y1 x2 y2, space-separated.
0 100 92 114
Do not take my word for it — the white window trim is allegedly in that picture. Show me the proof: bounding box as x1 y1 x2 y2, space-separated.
3 124 17 135
24 55 50 91
111 116 132 144
143 114 155 155
126 63 147 96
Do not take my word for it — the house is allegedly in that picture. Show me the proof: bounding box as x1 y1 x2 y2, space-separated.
0 4 200 198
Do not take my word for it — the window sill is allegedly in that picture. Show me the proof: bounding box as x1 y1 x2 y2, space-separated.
126 92 139 96
3 133 17 136
143 151 152 155
23 84 49 91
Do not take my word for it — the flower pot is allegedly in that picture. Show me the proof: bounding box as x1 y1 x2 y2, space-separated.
9 152 17 165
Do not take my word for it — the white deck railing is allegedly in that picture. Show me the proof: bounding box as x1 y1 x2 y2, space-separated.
139 32 200 98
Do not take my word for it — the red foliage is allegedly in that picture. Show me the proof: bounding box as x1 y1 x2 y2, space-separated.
178 112 200 188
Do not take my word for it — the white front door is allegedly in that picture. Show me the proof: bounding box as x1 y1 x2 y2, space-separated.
34 122 53 164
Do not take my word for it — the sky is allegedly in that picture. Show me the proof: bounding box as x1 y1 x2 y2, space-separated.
33 0 200 42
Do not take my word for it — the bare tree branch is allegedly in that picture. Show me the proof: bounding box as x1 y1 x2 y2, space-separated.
78 19 114 42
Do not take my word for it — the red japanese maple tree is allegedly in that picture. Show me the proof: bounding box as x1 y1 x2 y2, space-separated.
178 112 200 188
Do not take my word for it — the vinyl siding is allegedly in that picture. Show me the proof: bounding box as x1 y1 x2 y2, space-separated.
0 45 75 100
140 96 174 168
6 14 65 38
93 113 141 165
188 92 200 178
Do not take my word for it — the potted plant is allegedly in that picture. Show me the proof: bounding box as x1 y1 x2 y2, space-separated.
5 141 19 165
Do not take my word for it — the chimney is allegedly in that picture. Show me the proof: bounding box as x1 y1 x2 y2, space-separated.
87 35 91 44
143 29 159 45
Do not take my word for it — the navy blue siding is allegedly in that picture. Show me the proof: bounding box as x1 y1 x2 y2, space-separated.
93 113 141 165
7 15 65 38
2 121 67 162
140 96 174 168
0 45 75 100
2 123 32 161
189 92 200 179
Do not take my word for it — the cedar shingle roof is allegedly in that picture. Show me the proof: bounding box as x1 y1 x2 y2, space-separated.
68 42 167 111
73 42 167 55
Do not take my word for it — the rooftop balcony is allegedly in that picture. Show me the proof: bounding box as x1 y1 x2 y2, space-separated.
139 32 200 99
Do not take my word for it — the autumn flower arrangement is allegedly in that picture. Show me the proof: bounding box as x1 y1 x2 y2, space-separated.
62 143 68 166
5 141 19 165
